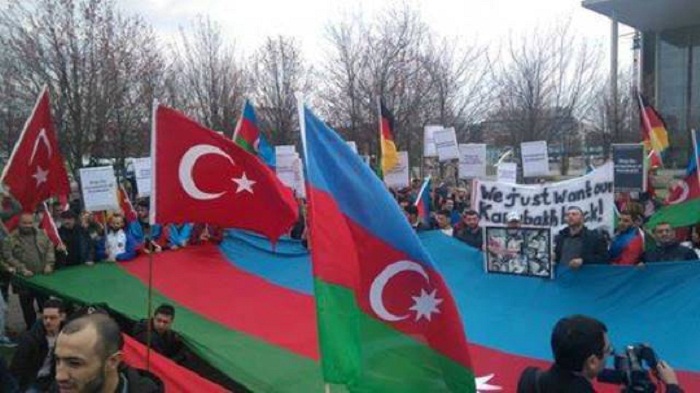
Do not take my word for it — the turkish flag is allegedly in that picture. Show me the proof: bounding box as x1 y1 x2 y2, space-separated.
152 105 298 241
118 184 137 222
1 87 70 212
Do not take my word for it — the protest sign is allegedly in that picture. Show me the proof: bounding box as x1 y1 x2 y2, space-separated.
473 162 614 232
80 166 119 212
275 151 305 197
347 141 358 154
275 145 296 155
434 127 460 162
484 226 553 279
423 125 441 157
458 143 487 179
521 141 550 177
132 157 152 197
384 151 409 189
497 162 518 184
612 144 646 192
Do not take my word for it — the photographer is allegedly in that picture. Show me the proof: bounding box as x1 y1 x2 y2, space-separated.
517 315 684 393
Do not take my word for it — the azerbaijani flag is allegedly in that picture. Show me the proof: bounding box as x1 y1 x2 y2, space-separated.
414 176 432 226
233 99 276 169
650 129 700 228
638 93 670 167
378 98 399 175
301 105 475 391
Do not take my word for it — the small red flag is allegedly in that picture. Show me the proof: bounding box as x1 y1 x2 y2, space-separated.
1 87 70 212
40 203 63 248
118 185 137 222
152 105 298 241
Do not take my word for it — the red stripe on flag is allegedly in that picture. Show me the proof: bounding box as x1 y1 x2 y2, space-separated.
122 334 229 393
119 245 319 360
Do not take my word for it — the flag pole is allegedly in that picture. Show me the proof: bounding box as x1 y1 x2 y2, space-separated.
692 129 700 190
145 99 158 371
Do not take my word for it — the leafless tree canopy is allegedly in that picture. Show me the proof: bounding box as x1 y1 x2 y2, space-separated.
249 36 311 146
0 1 611 177
0 0 163 175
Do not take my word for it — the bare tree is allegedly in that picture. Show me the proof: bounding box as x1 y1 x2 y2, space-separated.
249 36 311 146
166 16 246 138
321 4 492 167
0 0 163 175
488 19 603 175
586 70 638 159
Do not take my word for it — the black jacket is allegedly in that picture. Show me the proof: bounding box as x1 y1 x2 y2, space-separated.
518 365 685 393
117 366 164 393
49 365 163 393
9 323 53 390
518 365 594 393
453 225 483 250
57 226 92 268
642 242 698 263
132 319 188 364
554 226 609 265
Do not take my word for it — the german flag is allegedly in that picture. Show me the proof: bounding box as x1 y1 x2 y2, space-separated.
378 99 399 174
637 93 670 167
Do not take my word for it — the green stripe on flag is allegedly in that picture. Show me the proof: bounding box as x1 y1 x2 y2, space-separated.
21 263 323 393
314 279 476 392
235 136 256 155
647 199 700 229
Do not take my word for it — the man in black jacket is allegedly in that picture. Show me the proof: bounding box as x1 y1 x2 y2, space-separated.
642 222 698 263
56 210 93 268
10 298 66 391
132 304 188 364
453 209 483 250
517 315 684 393
54 313 162 393
554 207 609 269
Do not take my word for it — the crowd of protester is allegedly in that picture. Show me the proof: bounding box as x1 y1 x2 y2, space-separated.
396 179 700 269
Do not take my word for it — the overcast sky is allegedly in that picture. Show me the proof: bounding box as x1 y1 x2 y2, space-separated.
118 0 635 67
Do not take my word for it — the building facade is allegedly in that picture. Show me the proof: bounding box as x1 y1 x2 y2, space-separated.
583 0 700 165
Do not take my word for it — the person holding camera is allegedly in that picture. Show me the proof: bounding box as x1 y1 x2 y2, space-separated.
517 315 684 392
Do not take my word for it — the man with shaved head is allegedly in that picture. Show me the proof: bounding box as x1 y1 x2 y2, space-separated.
54 313 162 393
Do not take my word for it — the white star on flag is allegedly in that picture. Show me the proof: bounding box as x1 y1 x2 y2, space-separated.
476 374 502 392
232 172 256 194
409 288 443 321
32 166 49 186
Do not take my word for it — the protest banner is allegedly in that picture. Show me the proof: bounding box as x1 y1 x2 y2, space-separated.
434 127 460 162
473 162 614 232
458 143 487 179
275 145 296 155
275 150 305 197
612 144 646 192
521 141 550 177
80 166 119 212
384 151 409 189
484 226 553 279
132 157 152 197
423 125 441 157
497 162 518 184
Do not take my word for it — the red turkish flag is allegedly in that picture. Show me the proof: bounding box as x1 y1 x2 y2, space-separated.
118 184 137 222
152 105 298 241
40 202 63 247
1 87 70 212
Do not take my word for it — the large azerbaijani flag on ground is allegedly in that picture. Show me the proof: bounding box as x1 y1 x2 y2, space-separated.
301 105 476 391
18 230 700 391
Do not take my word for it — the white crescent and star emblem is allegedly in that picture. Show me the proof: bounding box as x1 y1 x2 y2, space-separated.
667 180 689 205
369 260 443 322
178 144 256 201
30 128 52 163
476 374 502 392
29 129 54 187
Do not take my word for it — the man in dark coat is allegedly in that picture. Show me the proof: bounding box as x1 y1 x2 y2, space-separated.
56 210 93 268
10 298 66 391
554 207 609 269
132 304 188 364
453 209 483 250
642 222 698 263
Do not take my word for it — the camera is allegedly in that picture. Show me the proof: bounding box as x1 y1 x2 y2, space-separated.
598 344 659 392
